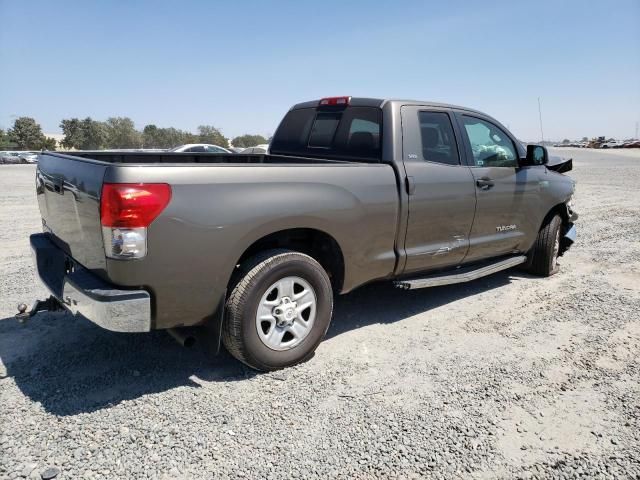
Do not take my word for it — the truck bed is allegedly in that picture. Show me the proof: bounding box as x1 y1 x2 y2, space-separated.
35 151 400 329
51 151 372 165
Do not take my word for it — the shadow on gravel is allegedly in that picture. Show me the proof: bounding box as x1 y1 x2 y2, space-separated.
0 314 250 416
328 269 525 338
0 270 527 416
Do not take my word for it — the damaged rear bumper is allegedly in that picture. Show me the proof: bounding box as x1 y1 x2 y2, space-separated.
29 233 152 332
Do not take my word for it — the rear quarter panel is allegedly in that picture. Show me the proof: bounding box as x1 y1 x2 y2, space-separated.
104 163 399 329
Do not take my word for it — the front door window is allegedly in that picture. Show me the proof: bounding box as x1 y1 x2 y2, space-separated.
461 116 517 168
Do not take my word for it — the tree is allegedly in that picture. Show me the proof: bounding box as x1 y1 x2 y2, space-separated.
41 136 58 150
81 117 107 149
7 117 47 149
163 128 189 148
142 125 196 148
104 117 141 149
60 118 84 149
197 125 228 147
232 134 268 148
561 139 570 144
60 117 107 149
183 132 198 144
142 124 160 148
0 129 14 149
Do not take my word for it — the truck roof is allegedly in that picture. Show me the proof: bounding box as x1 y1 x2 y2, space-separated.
291 97 487 116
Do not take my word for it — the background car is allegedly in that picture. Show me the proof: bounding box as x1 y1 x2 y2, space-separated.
18 152 39 163
169 144 231 153
0 151 22 164
240 144 269 154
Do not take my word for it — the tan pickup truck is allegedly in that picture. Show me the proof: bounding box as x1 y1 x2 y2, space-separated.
23 97 577 370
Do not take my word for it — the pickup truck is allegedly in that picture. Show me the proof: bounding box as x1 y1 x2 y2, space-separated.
23 97 577 371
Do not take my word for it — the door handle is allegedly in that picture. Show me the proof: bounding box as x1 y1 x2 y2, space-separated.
476 177 494 190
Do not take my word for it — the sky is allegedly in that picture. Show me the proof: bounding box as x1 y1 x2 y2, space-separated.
1 0 639 142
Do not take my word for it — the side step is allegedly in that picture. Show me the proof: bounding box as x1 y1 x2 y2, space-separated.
394 255 527 290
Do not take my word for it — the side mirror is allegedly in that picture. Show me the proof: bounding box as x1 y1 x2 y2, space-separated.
522 144 548 167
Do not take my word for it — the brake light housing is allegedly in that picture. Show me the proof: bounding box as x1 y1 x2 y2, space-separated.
319 96 351 106
100 183 171 259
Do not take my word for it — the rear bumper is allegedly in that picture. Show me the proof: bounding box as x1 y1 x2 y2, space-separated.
30 233 152 332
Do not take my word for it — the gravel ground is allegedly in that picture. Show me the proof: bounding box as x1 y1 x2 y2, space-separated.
1 149 639 479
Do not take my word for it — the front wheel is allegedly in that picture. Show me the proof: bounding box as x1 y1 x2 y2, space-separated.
222 249 333 371
525 214 563 276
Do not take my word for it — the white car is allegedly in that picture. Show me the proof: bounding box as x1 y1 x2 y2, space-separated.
240 144 270 154
1 151 22 164
19 152 39 163
1 151 40 163
600 141 623 149
170 144 231 153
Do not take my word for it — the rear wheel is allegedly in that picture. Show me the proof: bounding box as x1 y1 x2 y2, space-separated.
222 249 333 371
526 214 563 276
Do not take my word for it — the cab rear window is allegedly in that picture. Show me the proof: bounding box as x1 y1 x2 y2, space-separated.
270 106 382 161
308 112 341 148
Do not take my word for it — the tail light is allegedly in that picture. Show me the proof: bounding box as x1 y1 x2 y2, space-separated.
100 183 171 259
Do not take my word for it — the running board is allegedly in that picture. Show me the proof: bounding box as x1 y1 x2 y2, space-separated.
394 255 527 290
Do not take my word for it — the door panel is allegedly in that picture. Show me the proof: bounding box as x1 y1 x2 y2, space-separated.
466 166 540 259
400 106 477 274
456 113 541 262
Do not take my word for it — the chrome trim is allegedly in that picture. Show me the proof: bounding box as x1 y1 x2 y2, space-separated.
30 233 151 332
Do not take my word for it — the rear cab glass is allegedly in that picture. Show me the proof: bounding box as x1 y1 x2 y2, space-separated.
270 106 382 161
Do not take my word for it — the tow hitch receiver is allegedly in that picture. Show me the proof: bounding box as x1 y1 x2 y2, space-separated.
16 296 65 323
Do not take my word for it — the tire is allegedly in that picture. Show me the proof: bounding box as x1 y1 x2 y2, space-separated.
222 249 333 371
526 214 563 277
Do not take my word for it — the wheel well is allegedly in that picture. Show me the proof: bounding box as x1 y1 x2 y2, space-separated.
235 228 345 292
540 203 569 230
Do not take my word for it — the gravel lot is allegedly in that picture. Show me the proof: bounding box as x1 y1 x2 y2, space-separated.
1 148 639 479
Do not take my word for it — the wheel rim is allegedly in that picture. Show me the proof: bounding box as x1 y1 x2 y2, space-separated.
255 276 317 351
552 228 560 270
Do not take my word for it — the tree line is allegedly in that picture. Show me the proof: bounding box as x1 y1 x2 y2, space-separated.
1 118 57 150
1 116 269 151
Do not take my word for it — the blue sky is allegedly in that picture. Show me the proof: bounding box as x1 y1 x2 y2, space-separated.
1 0 638 141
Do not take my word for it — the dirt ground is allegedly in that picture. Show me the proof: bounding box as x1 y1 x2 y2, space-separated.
0 148 638 479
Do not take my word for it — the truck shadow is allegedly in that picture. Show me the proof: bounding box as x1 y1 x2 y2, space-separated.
0 270 525 416
327 271 519 339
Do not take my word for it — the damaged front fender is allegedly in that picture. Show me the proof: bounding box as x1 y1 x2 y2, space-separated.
560 222 576 256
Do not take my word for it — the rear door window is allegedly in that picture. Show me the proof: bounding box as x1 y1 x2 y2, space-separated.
418 111 460 165
271 106 382 161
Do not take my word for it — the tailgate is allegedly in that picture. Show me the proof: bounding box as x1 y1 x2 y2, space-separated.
36 153 107 272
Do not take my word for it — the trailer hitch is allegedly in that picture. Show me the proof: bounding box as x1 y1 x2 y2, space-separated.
16 296 65 323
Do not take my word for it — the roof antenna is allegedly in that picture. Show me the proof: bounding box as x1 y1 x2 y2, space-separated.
537 97 545 144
